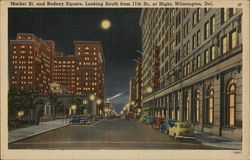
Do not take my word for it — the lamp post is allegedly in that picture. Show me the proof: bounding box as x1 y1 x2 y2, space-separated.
146 86 156 117
17 110 24 118
71 105 77 115
82 99 88 115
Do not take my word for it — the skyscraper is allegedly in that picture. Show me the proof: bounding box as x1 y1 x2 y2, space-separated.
139 8 242 140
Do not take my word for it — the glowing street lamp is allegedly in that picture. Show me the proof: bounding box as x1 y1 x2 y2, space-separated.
17 111 24 117
89 94 95 101
146 86 153 93
137 108 141 113
130 101 135 106
96 99 102 105
71 104 77 115
82 100 88 105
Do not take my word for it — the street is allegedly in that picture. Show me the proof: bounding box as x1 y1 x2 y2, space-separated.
9 118 218 150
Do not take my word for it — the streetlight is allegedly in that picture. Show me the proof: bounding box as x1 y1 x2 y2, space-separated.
82 100 88 115
89 94 95 101
17 110 24 117
71 104 77 115
146 86 153 94
96 99 102 105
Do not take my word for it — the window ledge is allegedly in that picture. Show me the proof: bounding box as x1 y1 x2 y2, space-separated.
222 126 237 130
203 124 214 128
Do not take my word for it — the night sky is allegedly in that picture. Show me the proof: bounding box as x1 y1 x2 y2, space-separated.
9 8 142 113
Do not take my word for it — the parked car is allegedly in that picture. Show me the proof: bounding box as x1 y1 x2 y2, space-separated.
153 117 164 130
169 122 195 139
146 116 156 126
80 118 91 125
138 115 147 122
69 115 83 124
160 119 179 134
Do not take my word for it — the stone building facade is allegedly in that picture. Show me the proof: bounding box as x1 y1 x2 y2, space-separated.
139 8 242 141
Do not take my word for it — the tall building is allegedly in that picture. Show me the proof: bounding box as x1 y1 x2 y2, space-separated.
129 76 136 112
10 33 55 94
10 34 105 114
74 41 105 114
53 53 77 94
139 8 242 140
135 58 142 115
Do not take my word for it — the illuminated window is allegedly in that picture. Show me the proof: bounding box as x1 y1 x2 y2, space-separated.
197 8 201 22
204 21 209 39
78 47 81 50
187 41 190 54
207 87 214 124
226 79 236 126
197 55 201 68
205 50 209 64
230 31 237 49
93 52 96 55
197 30 201 46
192 34 196 49
211 46 216 60
222 8 228 23
222 36 228 54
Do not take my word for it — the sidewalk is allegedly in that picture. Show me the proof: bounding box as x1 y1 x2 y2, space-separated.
9 119 69 143
194 130 242 150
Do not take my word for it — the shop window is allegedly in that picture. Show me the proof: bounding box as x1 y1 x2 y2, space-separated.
195 90 200 122
226 79 236 126
207 87 214 124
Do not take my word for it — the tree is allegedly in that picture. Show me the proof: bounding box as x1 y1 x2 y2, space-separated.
8 86 38 122
72 97 84 115
48 94 64 116
8 87 22 120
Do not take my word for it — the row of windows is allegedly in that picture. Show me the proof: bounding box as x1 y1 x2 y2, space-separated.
55 61 75 64
77 52 97 56
164 30 238 79
77 47 97 51
54 73 75 76
13 45 33 49
14 66 33 69
146 79 237 127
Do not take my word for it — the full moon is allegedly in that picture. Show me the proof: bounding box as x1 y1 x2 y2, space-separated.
101 20 111 29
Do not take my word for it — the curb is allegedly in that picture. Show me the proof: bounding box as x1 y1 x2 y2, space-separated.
9 123 70 144
195 140 242 150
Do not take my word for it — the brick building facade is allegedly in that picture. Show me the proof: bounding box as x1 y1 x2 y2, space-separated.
10 34 105 114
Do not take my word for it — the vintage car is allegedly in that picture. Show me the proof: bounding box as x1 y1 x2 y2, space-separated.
169 122 195 139
138 115 147 122
153 117 164 130
146 116 156 126
160 119 179 134
69 115 83 124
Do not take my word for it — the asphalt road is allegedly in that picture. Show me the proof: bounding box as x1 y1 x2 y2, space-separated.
9 118 218 149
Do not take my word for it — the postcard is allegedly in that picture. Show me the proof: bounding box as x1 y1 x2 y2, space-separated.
0 0 249 159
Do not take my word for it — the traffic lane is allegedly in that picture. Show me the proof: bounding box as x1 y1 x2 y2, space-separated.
9 118 219 149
